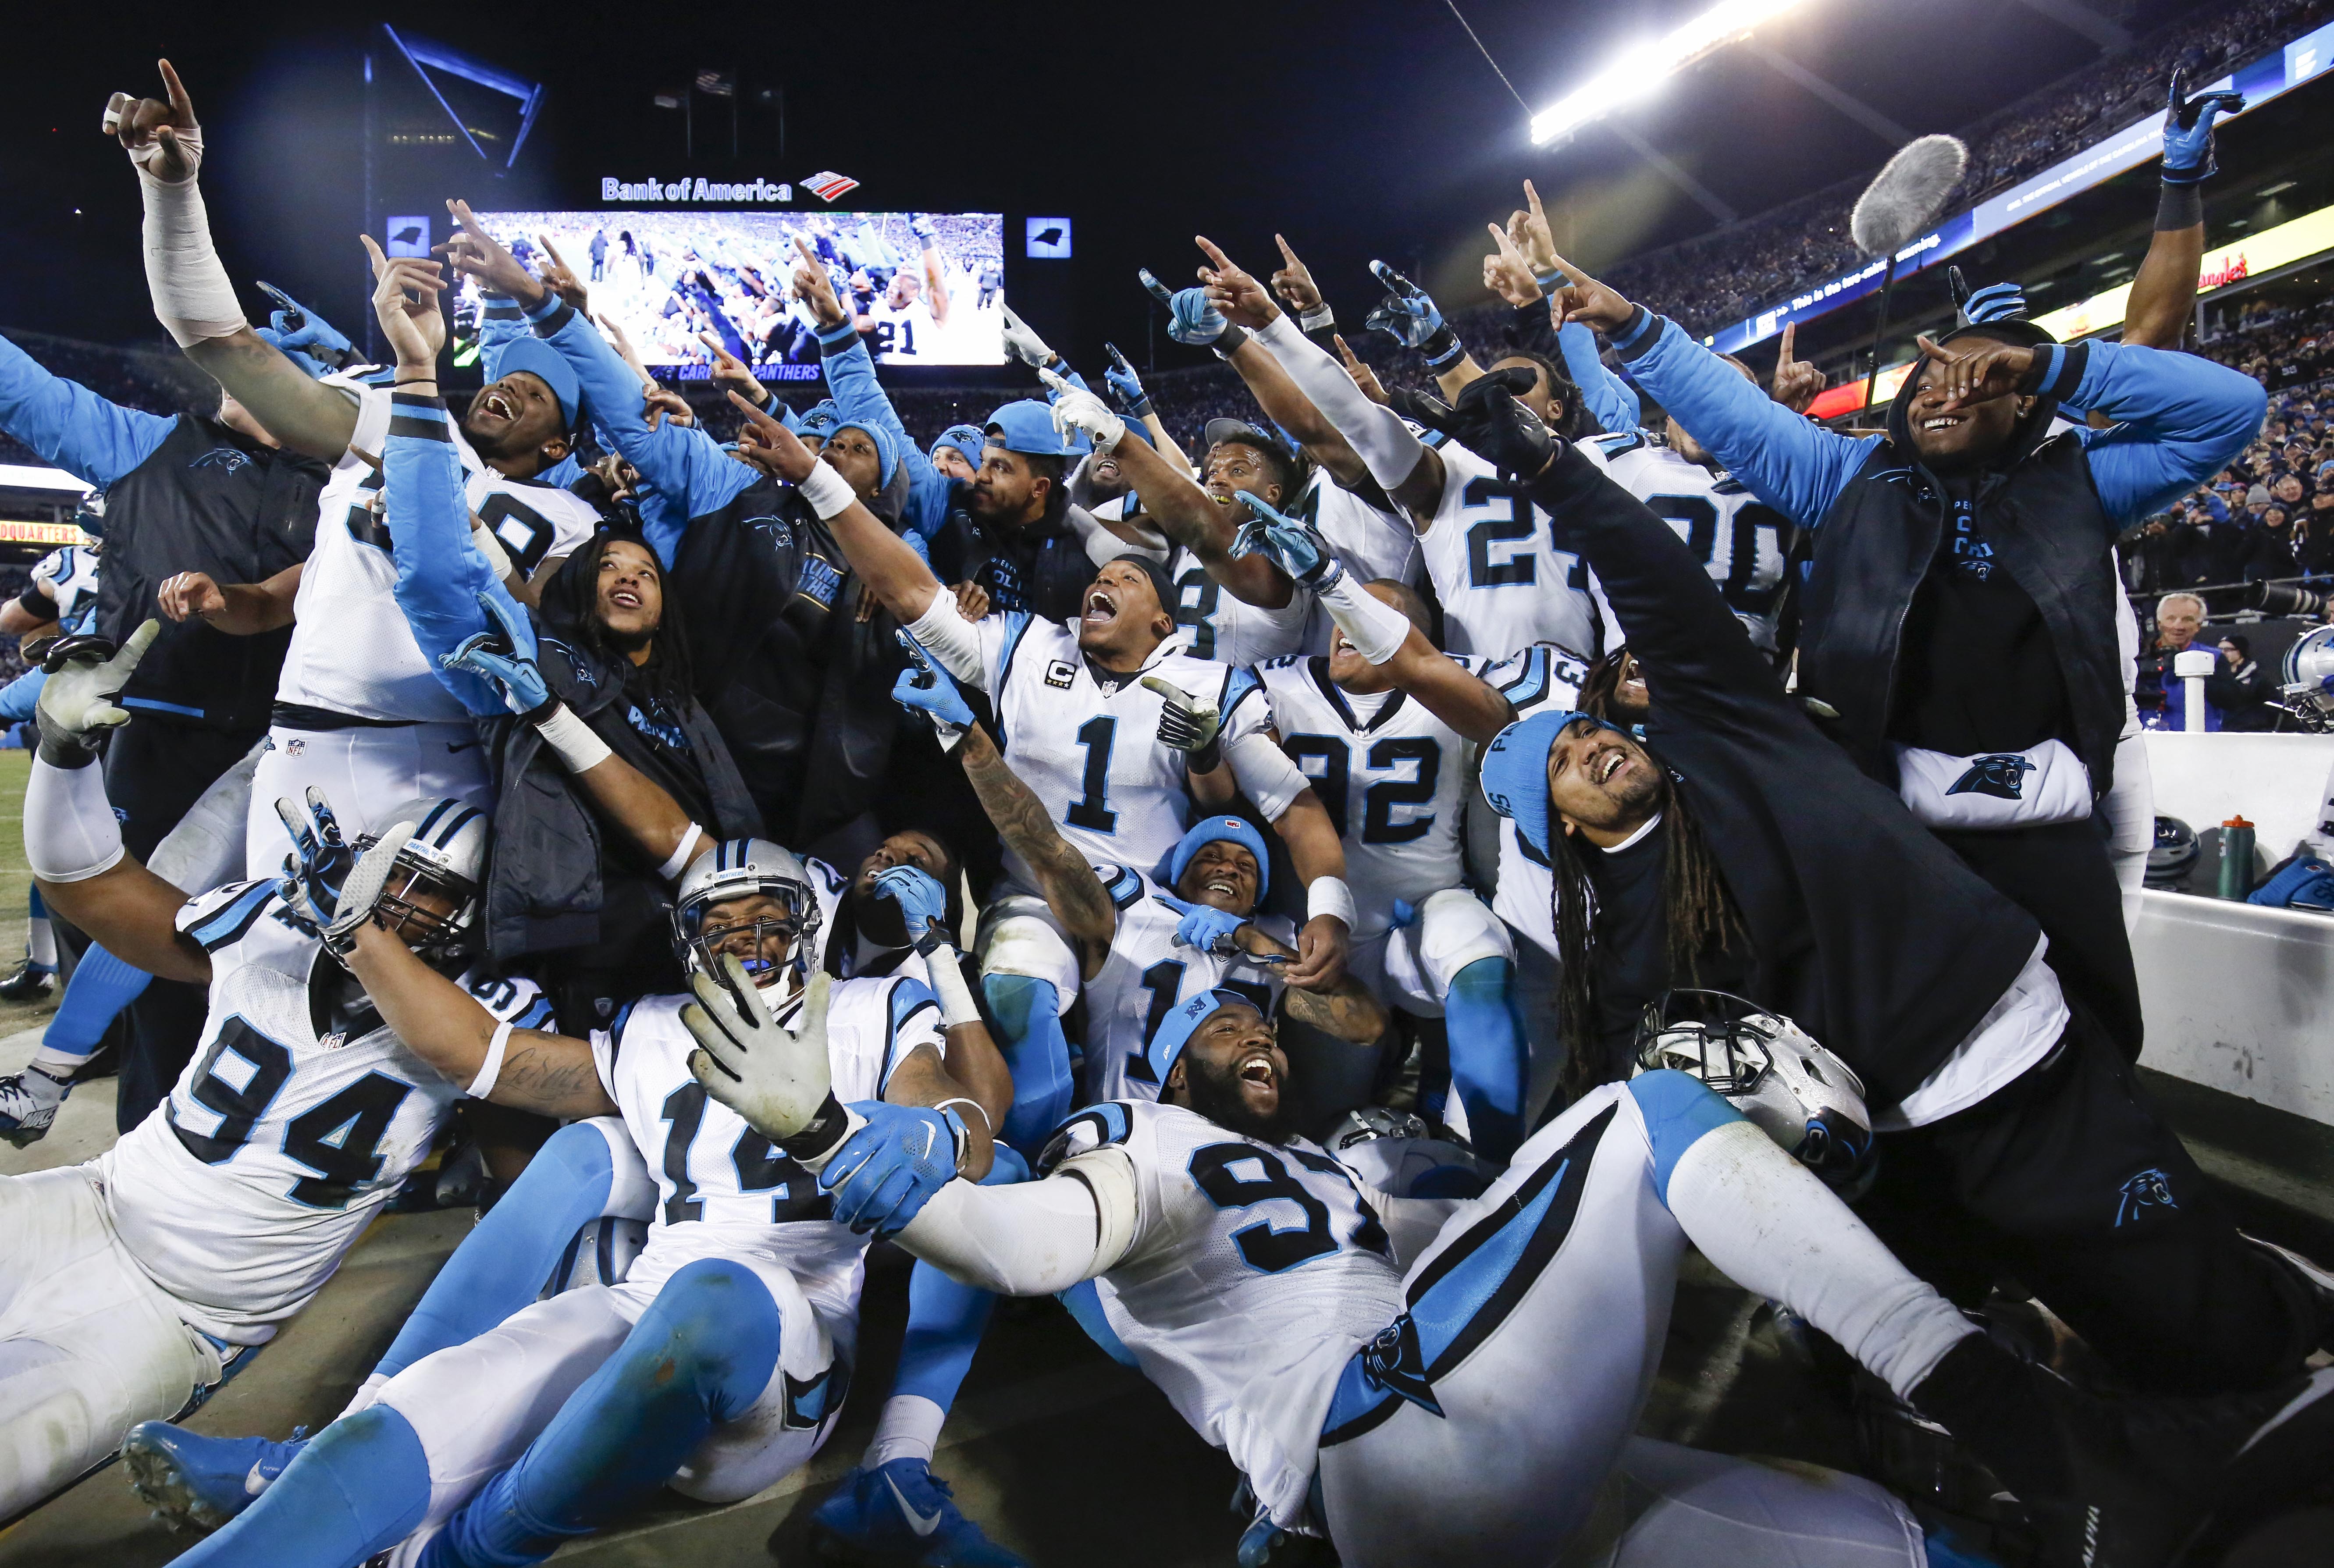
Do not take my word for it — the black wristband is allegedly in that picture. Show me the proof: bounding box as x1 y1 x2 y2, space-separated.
780 1091 854 1164
2155 180 2204 231
14 585 56 622
1189 737 1224 775
1211 323 1252 359
33 715 96 771
1420 327 1464 369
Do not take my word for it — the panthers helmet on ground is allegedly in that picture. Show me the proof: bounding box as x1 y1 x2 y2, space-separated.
363 798 489 959
2279 625 2334 732
2149 815 2200 888
671 838 821 986
1633 990 1875 1196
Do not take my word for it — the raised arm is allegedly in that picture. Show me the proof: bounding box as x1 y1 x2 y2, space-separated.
340 917 615 1118
2125 71 2246 351
2060 339 2267 524
728 392 943 622
0 332 177 487
911 216 952 329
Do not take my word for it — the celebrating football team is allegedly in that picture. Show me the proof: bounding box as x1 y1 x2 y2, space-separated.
0 49 2330 1568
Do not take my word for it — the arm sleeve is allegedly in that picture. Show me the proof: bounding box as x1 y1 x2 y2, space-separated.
893 1162 1131 1295
1615 311 1874 528
904 593 994 691
1251 314 1427 493
524 295 757 564
0 332 174 487
2056 341 2270 526
381 393 507 718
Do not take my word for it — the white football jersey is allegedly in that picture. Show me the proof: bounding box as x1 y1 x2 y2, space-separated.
278 386 603 722
1165 541 1313 667
590 976 938 1326
1479 645 1591 957
969 615 1270 887
95 878 551 1342
1581 432 1793 653
31 543 101 626
1419 441 1605 661
1046 1099 1403 1529
1303 471 1419 593
1256 654 1487 940
1079 866 1294 1105
865 295 937 363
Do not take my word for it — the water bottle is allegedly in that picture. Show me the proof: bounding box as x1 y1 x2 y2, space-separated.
2218 815 2256 900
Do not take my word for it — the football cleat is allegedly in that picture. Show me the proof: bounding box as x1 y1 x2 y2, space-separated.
0 1066 71 1147
810 1458 1026 1567
1914 1333 2334 1567
123 1421 307 1531
0 957 57 1001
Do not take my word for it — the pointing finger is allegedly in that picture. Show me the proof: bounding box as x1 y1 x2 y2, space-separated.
1778 322 1796 363
158 59 193 121
1193 235 1234 273
1274 232 1302 269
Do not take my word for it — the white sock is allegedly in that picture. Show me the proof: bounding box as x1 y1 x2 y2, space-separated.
1665 1120 1976 1400
26 919 55 968
863 1394 947 1469
27 1045 82 1082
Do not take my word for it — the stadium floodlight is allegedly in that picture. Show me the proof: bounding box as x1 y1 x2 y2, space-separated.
1530 0 1812 145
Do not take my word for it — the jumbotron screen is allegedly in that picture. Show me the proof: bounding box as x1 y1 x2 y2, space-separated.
452 209 1007 374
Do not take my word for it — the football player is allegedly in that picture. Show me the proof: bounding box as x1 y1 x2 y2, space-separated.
1190 238 1607 661
108 68 605 872
152 839 1007 1568
693 976 2334 1568
4 626 537 1518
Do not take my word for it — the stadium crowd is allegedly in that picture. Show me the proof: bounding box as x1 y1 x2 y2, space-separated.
0 32 2330 1568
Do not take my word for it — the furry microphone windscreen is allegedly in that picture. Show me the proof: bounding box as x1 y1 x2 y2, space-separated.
1849 135 1969 258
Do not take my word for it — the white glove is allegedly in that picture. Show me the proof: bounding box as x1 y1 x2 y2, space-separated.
320 818 420 956
685 960 835 1142
1039 367 1125 451
1142 676 1222 759
1000 303 1055 368
35 619 159 759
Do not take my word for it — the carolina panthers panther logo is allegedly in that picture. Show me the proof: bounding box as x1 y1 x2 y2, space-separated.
188 447 252 476
1947 754 2036 800
2114 1167 2178 1227
624 703 689 752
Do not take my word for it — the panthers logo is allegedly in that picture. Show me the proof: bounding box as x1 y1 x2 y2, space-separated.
188 447 252 476
1947 753 2036 800
2114 1166 2178 1227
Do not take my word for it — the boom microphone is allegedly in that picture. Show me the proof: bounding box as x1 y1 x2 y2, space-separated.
1848 135 1968 416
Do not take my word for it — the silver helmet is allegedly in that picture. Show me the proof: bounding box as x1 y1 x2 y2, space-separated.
362 797 488 957
2278 625 2334 732
1633 989 1876 1195
672 838 821 987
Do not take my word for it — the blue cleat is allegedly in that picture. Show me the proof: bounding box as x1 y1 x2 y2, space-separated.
810 1458 1026 1567
124 1420 307 1531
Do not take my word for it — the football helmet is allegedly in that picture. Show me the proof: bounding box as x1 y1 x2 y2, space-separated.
362 798 488 959
1633 989 1875 1195
2278 625 2334 732
2148 815 2200 888
672 838 821 988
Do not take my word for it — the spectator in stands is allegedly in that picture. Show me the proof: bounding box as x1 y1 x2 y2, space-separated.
2138 590 2232 731
2242 503 2301 582
2299 486 2334 577
2216 633 2278 730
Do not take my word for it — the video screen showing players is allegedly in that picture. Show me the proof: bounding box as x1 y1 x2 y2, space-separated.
452 209 1007 370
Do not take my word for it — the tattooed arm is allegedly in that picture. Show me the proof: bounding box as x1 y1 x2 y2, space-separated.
954 722 1118 980
339 919 616 1117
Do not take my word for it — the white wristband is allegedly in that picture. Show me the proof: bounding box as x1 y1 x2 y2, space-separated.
25 757 127 883
657 822 704 883
1300 305 1335 334
1306 875 1358 931
471 521 515 583
534 703 614 774
137 172 246 348
923 943 983 1029
1317 572 1414 665
795 459 857 520
467 1020 515 1100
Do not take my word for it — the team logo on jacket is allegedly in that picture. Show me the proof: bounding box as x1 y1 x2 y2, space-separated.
2114 1166 2178 1227
1947 754 2035 800
189 447 252 476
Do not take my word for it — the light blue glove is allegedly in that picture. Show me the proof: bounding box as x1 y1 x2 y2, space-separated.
872 864 951 953
1230 492 1343 589
442 592 551 716
1103 343 1153 420
275 787 358 933
1141 269 1227 347
1363 261 1462 367
2161 68 2246 185
254 285 356 380
1154 892 1250 956
819 1101 967 1238
891 631 976 732
1963 281 2028 325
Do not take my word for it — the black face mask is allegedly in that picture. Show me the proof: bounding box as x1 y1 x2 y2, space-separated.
1179 1049 1298 1146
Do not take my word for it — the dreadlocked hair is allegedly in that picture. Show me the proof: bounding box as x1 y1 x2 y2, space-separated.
1547 769 1739 1108
568 526 695 706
